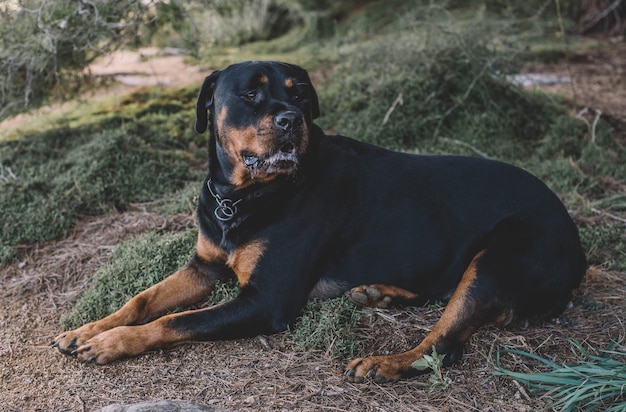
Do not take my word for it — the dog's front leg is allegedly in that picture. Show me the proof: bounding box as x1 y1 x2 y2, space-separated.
69 288 291 364
52 255 222 356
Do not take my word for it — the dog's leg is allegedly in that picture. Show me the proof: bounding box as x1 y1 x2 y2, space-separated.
52 257 221 355
344 250 512 383
346 284 420 308
52 233 227 355
53 234 300 364
65 285 292 364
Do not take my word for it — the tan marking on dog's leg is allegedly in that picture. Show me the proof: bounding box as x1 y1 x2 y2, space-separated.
345 251 489 383
72 314 189 364
227 240 266 287
53 248 222 354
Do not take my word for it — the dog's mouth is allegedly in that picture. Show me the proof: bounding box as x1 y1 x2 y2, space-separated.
241 143 300 178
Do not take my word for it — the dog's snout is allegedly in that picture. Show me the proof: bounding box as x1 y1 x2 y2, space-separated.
280 142 295 153
274 111 299 131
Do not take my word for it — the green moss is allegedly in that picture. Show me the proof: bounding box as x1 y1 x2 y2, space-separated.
0 129 193 266
579 224 626 272
0 86 205 267
292 298 362 358
60 230 198 329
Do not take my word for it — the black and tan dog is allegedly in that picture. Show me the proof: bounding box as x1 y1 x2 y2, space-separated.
53 61 586 383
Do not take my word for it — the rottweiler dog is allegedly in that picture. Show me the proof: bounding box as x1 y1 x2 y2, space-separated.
53 61 586 383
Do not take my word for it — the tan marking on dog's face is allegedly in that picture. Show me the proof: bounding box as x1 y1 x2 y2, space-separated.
215 106 229 144
221 110 277 187
227 240 266 287
216 105 308 188
260 74 269 84
285 78 294 88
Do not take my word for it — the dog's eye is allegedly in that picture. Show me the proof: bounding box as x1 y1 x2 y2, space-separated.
243 91 257 102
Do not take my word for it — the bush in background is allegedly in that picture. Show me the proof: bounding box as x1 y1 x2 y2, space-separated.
147 0 305 54
0 0 150 121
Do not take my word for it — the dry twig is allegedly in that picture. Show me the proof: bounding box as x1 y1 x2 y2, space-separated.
382 92 404 125
576 107 602 143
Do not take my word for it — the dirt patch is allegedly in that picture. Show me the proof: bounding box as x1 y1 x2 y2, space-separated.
1 208 624 411
2 44 626 411
521 38 626 123
0 48 209 132
88 48 207 88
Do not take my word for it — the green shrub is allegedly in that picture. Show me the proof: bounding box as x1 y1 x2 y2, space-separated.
60 230 197 328
149 0 305 55
0 0 150 120
0 129 194 266
318 29 561 159
292 298 362 358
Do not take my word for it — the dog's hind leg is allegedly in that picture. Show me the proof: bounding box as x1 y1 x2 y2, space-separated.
344 250 513 383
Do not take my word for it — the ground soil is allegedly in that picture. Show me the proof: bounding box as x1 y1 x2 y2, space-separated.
1 43 625 412
521 37 626 124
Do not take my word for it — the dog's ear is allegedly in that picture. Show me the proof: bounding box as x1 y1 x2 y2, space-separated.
298 69 320 120
308 80 320 120
283 62 320 120
195 70 220 134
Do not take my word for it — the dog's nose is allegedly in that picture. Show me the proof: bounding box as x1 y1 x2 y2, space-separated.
274 111 299 131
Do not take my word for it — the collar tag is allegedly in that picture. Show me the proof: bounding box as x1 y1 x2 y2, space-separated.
207 179 242 222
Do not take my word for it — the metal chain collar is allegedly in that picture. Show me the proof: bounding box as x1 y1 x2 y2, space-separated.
207 179 243 222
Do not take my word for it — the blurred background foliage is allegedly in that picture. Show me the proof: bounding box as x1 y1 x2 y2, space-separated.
0 0 150 119
1 0 624 120
1 0 625 272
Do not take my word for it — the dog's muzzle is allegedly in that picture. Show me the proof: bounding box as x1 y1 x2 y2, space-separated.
242 111 305 176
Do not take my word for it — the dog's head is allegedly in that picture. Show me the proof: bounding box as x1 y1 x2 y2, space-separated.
195 61 320 187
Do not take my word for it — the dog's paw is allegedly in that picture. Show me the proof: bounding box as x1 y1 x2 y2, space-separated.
51 323 102 355
345 285 393 308
344 355 405 383
346 284 419 308
70 327 134 364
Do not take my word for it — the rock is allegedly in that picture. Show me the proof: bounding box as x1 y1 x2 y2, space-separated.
96 399 231 412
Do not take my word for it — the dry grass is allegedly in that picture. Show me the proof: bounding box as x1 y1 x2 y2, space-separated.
1 207 624 411
4 209 195 305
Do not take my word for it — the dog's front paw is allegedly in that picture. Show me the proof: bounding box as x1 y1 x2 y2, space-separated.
51 322 102 355
70 327 134 364
71 325 161 364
